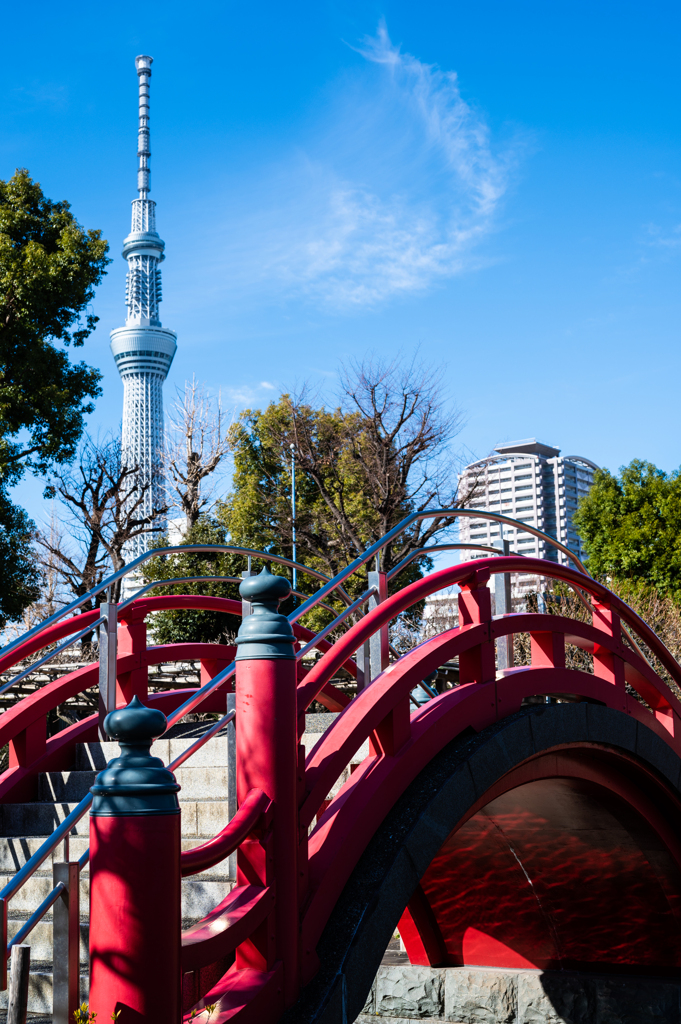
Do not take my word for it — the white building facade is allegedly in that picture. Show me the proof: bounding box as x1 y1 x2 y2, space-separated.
457 439 598 595
110 55 176 561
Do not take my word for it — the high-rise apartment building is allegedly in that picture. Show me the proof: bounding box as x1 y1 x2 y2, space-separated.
457 439 598 593
110 55 176 561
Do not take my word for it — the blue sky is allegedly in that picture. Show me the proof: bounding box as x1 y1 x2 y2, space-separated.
3 0 681 523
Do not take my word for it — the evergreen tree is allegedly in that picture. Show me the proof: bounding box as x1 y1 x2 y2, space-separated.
0 169 109 623
573 459 681 600
141 519 245 644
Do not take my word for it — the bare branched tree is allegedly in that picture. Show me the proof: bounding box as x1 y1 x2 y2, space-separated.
36 434 168 609
164 378 231 534
421 590 460 640
285 353 479 575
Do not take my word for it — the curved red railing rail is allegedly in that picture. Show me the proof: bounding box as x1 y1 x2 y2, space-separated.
181 789 272 877
298 556 681 713
0 594 355 803
178 555 681 1013
287 558 681 982
4 551 681 1021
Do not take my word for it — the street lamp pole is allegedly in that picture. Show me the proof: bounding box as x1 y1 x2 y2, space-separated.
290 443 297 598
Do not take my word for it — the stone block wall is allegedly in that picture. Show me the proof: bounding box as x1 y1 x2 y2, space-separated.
355 965 681 1024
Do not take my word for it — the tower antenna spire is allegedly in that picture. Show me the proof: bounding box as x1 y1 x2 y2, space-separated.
110 56 177 576
135 55 153 199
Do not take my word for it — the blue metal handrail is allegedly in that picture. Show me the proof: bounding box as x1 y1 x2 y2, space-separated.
118 576 338 615
159 509 589 732
0 508 590 996
0 617 105 697
0 547 353 663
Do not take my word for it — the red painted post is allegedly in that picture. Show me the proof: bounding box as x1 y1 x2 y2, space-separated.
199 657 231 687
8 718 46 769
458 567 495 685
530 630 566 669
592 601 625 685
116 607 149 704
89 696 181 1023
234 568 299 1010
592 599 627 714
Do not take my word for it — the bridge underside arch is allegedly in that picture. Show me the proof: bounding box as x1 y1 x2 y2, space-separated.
287 703 681 1024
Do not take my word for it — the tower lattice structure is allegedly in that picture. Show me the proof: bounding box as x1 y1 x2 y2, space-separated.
110 54 177 561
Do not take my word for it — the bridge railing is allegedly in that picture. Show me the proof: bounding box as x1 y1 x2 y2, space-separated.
298 556 681 836
0 508 633 1020
92 554 681 1021
294 560 681 988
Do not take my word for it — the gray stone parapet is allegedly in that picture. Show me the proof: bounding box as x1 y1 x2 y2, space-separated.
356 964 681 1024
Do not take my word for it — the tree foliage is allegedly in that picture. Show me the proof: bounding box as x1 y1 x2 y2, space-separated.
141 518 244 644
143 357 468 646
219 397 371 583
0 170 109 625
0 494 41 628
573 459 681 600
216 356 471 636
220 356 466 577
0 169 109 478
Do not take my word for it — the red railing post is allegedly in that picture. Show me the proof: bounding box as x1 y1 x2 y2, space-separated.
493 540 513 670
458 568 495 685
234 567 299 1010
8 718 45 770
116 606 149 704
592 599 627 710
592 601 624 683
530 631 566 670
89 696 181 1023
199 657 231 687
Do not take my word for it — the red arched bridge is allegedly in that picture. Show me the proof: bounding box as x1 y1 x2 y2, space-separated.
0 509 680 1023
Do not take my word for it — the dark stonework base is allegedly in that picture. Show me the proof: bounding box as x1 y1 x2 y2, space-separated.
285 706 681 1024
355 964 681 1023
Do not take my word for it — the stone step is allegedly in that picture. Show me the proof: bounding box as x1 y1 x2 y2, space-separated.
0 713 341 1016
73 715 343 772
4 890 237 968
0 871 232 921
358 964 681 1024
38 764 229 802
6 917 89 961
0 835 237 880
75 735 230 771
0 835 89 873
0 798 233 838
0 968 89 1015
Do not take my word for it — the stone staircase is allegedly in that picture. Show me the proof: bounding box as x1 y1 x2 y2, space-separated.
0 712 348 1017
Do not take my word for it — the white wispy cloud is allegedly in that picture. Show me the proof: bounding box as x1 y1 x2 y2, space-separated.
188 23 521 312
354 23 508 219
223 381 279 407
641 222 681 248
11 82 69 112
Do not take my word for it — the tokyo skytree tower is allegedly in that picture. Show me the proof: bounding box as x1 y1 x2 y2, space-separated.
110 55 176 560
